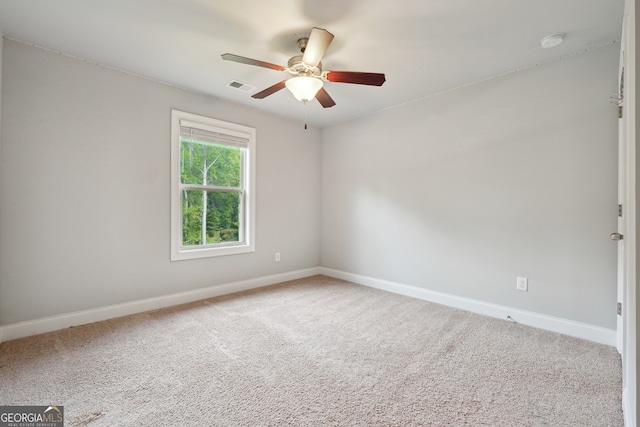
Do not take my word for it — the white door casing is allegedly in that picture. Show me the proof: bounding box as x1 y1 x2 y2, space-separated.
617 44 626 355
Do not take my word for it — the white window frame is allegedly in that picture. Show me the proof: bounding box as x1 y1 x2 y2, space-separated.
171 110 256 261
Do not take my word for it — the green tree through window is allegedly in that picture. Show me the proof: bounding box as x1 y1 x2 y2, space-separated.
180 139 242 246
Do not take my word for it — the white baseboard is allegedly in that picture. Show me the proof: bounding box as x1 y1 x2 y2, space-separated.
319 267 617 347
0 267 321 344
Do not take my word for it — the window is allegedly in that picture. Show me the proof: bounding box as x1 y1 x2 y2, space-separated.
171 110 255 260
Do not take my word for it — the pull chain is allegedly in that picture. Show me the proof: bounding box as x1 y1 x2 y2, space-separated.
304 100 308 130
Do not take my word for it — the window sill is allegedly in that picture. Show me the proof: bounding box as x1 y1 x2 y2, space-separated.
171 243 255 261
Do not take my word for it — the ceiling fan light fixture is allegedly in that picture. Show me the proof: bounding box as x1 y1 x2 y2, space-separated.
285 76 323 102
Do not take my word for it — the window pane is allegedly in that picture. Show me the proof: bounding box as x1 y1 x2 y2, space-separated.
181 190 241 247
180 139 242 187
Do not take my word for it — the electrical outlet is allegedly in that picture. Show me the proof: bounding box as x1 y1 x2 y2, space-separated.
516 276 528 292
275 252 281 262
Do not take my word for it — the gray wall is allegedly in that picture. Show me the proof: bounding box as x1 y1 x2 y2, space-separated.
321 44 619 329
0 40 322 324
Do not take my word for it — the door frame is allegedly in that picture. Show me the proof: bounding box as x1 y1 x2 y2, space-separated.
620 1 637 425
617 46 626 354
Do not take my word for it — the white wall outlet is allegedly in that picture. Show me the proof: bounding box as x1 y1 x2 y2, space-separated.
275 252 281 262
516 276 528 292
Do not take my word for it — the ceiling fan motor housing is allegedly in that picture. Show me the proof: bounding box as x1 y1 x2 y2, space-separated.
287 55 322 77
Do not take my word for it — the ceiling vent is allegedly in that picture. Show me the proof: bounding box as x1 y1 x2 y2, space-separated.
226 80 255 93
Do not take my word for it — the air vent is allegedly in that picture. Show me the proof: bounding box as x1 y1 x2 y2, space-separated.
226 80 255 93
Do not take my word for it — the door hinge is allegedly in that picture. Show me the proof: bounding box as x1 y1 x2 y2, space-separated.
619 204 623 217
617 302 622 316
619 105 623 118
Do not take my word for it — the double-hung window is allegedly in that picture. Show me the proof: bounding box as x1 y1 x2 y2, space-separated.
171 110 255 260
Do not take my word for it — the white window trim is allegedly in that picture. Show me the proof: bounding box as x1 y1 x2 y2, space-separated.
171 110 256 261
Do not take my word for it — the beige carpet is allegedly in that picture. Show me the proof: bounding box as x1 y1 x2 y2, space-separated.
0 275 623 426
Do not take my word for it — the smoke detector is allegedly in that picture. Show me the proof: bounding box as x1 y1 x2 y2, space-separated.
540 33 564 49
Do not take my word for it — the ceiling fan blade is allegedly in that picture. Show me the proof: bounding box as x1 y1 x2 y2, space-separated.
325 71 386 86
252 81 287 99
315 87 336 108
221 53 285 71
302 27 334 67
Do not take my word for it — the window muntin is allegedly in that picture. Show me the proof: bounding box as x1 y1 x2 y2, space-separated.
171 110 255 260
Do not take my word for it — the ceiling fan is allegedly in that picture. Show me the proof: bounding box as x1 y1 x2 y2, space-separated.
221 27 386 108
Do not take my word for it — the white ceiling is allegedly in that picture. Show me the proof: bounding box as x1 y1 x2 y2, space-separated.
0 0 625 128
